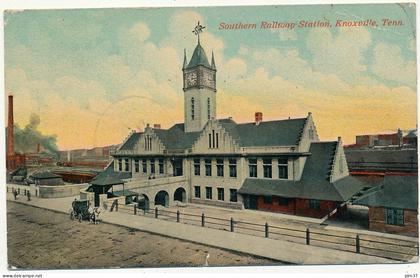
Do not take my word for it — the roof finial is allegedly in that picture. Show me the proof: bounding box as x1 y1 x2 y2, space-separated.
192 21 205 45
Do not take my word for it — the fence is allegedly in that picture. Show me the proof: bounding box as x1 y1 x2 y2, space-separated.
116 203 418 262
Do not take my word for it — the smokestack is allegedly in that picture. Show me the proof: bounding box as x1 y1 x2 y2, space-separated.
153 124 161 129
255 112 263 126
7 95 14 156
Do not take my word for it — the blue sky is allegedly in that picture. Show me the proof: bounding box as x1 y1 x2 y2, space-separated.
4 4 417 149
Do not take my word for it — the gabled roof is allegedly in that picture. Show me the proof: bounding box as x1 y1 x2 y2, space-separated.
30 171 62 179
353 175 418 210
186 43 211 69
119 132 142 151
218 118 307 147
153 124 201 150
238 142 365 202
116 116 307 153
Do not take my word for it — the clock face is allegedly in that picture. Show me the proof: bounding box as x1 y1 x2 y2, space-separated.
203 72 214 87
186 72 197 86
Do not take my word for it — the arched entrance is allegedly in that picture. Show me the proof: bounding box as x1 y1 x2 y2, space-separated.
137 194 150 211
154 190 169 207
174 187 186 203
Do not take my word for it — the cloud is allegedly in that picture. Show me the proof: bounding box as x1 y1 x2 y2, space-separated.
277 29 298 41
5 9 416 150
371 42 416 87
306 27 372 82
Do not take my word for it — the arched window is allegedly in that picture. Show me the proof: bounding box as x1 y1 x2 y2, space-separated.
207 98 211 120
191 97 195 120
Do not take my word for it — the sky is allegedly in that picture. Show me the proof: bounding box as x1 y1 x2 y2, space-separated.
4 3 417 150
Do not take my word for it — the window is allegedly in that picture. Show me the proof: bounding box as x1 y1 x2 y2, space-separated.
134 159 139 172
194 186 201 198
208 134 212 148
207 98 211 120
309 127 314 140
249 158 257 177
205 187 212 199
205 159 212 176
229 158 237 178
142 159 147 173
278 158 288 179
191 97 195 120
263 196 272 204
150 159 155 174
124 159 130 171
279 197 289 206
339 157 344 174
217 188 224 201
118 159 122 171
158 159 164 174
194 159 201 176
309 199 320 210
385 208 404 225
230 189 237 202
144 135 152 150
208 130 219 149
216 159 224 177
263 159 272 178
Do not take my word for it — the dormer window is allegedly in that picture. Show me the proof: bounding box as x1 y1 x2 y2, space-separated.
144 135 152 150
208 129 219 149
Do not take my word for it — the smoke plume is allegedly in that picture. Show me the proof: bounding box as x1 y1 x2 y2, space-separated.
13 113 59 156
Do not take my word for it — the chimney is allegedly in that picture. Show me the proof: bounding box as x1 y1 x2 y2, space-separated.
153 124 161 129
7 95 14 157
255 112 263 126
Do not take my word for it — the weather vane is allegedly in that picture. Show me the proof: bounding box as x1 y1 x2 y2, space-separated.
192 21 205 44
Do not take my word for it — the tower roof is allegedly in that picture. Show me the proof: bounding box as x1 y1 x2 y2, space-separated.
186 43 211 69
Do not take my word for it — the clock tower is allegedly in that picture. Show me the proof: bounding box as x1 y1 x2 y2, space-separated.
183 22 217 133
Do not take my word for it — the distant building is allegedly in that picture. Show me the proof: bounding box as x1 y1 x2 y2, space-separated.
354 176 418 237
347 128 417 150
29 171 64 186
345 129 418 174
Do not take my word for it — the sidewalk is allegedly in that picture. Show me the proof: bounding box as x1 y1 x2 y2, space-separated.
6 194 401 265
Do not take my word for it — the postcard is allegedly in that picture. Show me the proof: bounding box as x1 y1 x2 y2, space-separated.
1 1 418 276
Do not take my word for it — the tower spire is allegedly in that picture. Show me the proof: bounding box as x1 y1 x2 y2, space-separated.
183 49 187 69
211 51 216 70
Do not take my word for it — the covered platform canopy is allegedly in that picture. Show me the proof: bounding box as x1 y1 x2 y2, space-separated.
88 175 125 193
88 174 125 207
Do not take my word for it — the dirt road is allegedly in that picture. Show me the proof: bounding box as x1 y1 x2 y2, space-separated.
7 201 281 269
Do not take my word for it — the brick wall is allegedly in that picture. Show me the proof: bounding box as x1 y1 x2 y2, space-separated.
256 196 339 218
257 196 296 214
368 206 418 237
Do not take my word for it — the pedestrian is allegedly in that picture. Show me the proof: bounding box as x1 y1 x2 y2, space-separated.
204 252 210 267
27 191 31 201
13 189 17 200
88 205 94 224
